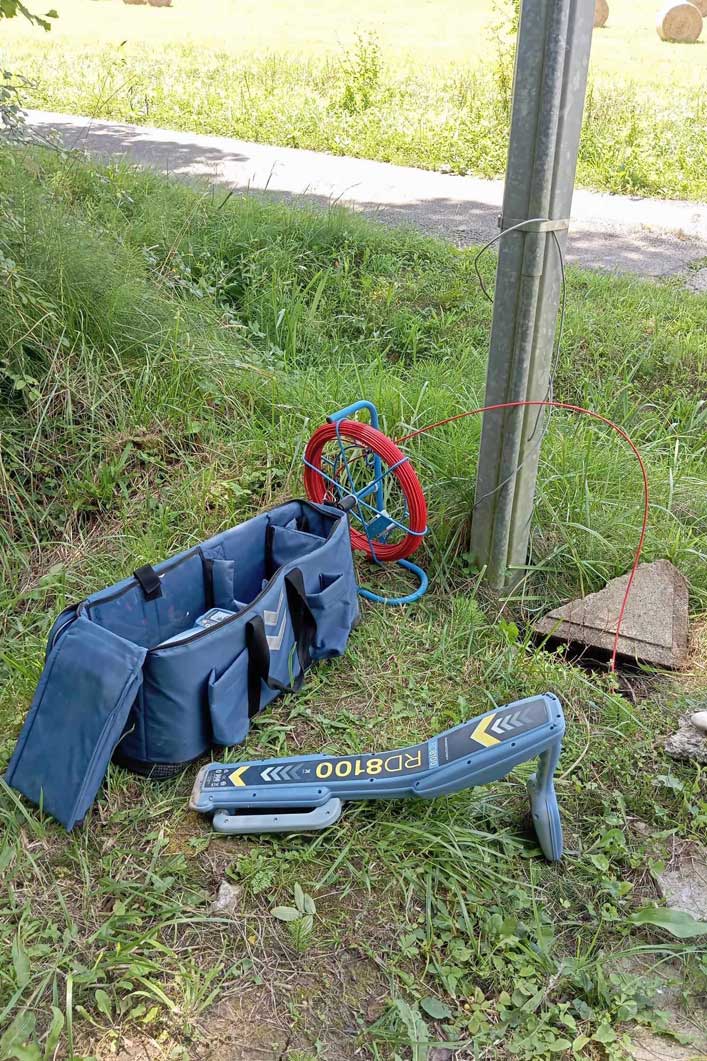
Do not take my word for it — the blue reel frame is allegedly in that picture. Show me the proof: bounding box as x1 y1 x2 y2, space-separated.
307 400 429 606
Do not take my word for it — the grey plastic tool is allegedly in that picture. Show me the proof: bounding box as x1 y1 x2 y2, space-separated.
191 693 565 859
212 798 343 834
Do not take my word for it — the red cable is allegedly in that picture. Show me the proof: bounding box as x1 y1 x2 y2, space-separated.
304 400 650 672
303 420 427 560
397 400 649 672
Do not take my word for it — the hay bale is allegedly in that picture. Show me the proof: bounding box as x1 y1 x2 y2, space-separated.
594 0 609 27
656 1 703 40
148 0 173 5
691 0 707 15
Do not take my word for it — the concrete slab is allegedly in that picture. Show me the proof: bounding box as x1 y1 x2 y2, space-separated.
533 559 689 668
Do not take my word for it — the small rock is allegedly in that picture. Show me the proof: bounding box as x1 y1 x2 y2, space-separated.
365 995 386 1023
665 715 707 764
210 880 242 916
690 710 707 734
439 164 452 174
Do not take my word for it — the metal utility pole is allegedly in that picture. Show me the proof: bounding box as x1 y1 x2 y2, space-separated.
470 0 594 588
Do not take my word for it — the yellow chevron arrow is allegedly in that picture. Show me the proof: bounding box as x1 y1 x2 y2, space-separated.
229 766 248 787
470 714 501 748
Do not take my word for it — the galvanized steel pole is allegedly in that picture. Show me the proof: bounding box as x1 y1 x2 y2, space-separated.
470 0 594 588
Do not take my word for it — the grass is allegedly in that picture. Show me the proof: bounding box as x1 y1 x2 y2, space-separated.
5 0 707 86
4 0 707 199
1 146 706 1059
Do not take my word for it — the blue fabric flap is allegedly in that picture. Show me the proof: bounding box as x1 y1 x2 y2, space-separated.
5 616 146 830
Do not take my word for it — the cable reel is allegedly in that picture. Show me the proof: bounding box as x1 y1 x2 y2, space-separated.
303 401 429 605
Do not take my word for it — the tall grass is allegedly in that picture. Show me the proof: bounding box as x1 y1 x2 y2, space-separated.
2 149 706 605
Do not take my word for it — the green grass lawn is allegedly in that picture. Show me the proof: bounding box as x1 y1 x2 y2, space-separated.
4 0 707 199
1 148 706 1059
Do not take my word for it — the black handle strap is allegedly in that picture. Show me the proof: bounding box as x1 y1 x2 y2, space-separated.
133 565 162 601
246 568 316 718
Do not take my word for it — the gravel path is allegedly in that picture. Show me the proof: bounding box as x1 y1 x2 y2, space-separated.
26 109 707 284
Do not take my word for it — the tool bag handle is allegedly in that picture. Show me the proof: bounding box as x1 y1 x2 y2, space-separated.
246 568 316 718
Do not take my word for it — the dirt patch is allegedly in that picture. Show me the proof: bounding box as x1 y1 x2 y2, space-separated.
656 843 707 921
630 1024 707 1061
197 951 386 1060
615 954 707 1061
93 1032 185 1060
198 989 288 1061
675 616 707 692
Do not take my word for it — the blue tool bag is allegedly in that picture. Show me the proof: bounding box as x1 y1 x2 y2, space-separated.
5 500 359 831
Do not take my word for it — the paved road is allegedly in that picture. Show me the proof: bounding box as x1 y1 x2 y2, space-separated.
26 110 707 283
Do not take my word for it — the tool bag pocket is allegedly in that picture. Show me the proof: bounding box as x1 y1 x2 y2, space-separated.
306 572 358 658
6 499 358 828
207 569 313 747
207 650 250 747
4 617 146 830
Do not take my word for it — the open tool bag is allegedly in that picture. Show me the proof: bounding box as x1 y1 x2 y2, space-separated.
6 500 359 830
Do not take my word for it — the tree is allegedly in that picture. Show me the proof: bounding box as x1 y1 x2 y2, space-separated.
1 2 57 140
0 0 57 31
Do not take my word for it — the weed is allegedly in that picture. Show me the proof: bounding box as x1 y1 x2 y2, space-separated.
340 32 384 116
272 883 317 952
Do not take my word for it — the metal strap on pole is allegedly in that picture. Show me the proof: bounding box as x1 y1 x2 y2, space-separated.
499 218 570 232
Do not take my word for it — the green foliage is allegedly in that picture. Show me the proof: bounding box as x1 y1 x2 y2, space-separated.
0 71 33 141
629 906 707 939
0 0 56 31
272 883 317 951
339 32 384 115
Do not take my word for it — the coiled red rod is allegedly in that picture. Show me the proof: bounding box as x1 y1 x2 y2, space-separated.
303 419 427 560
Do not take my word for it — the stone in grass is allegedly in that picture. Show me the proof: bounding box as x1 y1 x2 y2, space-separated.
691 710 707 733
666 713 707 764
656 1 703 41
210 880 242 916
594 0 609 27
533 560 689 669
